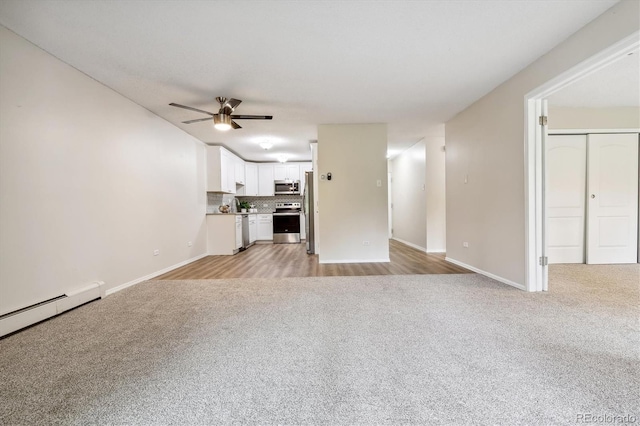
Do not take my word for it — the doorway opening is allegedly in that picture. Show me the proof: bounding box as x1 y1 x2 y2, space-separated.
525 32 640 292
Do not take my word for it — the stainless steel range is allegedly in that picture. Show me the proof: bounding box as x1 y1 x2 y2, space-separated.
272 202 301 244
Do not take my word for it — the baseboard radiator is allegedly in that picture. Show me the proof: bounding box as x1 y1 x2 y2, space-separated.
0 281 105 338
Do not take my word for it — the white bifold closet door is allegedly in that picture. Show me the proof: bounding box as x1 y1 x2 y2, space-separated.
546 135 587 264
547 133 639 264
586 134 638 264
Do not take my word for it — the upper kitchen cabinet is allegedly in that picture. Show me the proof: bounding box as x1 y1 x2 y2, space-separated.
258 164 275 196
234 157 245 186
244 163 259 196
207 146 235 193
234 156 246 195
274 164 300 182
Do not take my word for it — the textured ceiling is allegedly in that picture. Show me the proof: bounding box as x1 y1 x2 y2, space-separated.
0 0 619 161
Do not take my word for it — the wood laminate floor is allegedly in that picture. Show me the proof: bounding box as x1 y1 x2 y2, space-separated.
156 239 471 280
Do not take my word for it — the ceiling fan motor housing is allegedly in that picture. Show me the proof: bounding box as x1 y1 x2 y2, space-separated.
215 113 231 127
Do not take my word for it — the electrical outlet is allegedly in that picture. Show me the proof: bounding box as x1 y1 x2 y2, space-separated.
153 249 160 256
463 242 469 248
187 241 192 247
363 241 370 246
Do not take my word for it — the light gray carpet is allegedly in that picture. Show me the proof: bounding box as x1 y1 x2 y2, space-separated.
1 269 638 425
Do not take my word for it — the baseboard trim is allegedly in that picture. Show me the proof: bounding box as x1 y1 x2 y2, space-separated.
0 281 106 338
445 257 526 291
105 253 208 297
319 258 390 264
392 238 426 252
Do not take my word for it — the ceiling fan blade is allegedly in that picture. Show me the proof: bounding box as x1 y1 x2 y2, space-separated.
230 115 273 120
169 103 215 116
227 98 242 110
231 120 242 129
182 117 214 124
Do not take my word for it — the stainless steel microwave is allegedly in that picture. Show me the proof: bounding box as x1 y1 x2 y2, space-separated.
274 180 300 195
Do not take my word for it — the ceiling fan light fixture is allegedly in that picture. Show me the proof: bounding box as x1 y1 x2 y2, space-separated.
260 141 273 150
213 114 232 131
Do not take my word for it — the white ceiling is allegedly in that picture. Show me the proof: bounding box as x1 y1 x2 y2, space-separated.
0 0 619 161
547 48 640 108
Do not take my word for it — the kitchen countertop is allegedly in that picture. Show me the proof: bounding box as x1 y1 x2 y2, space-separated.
206 212 260 215
206 211 303 215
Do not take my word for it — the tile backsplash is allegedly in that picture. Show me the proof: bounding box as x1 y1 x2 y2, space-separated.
207 193 303 214
206 193 237 214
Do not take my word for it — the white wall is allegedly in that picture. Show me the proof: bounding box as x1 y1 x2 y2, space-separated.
425 136 446 252
549 106 640 129
0 26 207 315
317 124 388 262
445 1 639 286
391 140 426 250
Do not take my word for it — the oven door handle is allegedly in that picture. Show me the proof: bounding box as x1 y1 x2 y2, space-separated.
272 212 301 216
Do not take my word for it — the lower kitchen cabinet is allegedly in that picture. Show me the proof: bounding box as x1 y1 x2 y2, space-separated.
235 215 242 250
207 214 242 255
257 214 273 240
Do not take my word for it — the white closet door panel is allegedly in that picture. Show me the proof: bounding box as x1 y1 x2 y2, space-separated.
546 135 586 264
587 134 638 264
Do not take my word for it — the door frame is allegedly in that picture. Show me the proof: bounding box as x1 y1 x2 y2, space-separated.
524 31 639 292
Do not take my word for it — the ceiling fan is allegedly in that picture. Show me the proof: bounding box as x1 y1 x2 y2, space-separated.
169 97 273 131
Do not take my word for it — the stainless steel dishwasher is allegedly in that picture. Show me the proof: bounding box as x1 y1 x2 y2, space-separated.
240 214 253 250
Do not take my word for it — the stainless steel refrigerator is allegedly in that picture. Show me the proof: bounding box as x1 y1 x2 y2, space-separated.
303 171 315 254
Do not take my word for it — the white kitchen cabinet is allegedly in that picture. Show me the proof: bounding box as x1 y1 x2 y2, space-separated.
274 164 300 181
257 214 273 240
224 151 236 194
235 215 243 249
234 158 245 185
206 214 241 255
221 150 236 194
286 164 300 181
273 164 286 180
258 164 275 196
207 146 235 193
234 157 246 196
244 163 259 196
220 158 231 192
249 214 257 243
